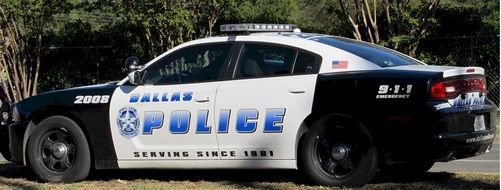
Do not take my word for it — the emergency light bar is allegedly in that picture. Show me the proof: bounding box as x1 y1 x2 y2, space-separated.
220 23 298 32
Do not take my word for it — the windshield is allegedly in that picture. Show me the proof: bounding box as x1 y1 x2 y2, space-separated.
315 37 424 67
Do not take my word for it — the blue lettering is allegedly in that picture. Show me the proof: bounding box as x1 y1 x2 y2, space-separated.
128 107 286 135
152 93 160 102
183 91 193 101
196 110 211 134
171 92 180 101
140 93 151 102
170 110 190 134
236 109 258 133
142 111 164 135
161 93 169 101
218 109 231 133
264 108 285 133
129 94 140 103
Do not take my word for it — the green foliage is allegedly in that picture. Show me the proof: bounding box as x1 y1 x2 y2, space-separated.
0 0 73 101
293 0 350 36
225 0 298 23
2 0 500 100
1 0 72 34
432 0 499 36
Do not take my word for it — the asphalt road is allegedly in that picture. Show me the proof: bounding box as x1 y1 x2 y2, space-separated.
0 144 499 173
430 143 499 173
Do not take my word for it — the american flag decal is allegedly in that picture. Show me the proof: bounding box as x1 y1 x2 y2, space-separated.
332 60 349 69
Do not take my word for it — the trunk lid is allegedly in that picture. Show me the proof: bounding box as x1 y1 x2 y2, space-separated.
390 65 484 78
391 65 487 107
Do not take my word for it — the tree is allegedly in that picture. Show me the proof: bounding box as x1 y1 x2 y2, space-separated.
337 0 440 56
190 0 234 37
0 0 71 102
293 0 351 36
225 0 298 24
92 0 234 59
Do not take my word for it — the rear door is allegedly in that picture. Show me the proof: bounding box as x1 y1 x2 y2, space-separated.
214 43 321 166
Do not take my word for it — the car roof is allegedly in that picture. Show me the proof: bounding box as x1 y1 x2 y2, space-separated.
117 33 382 85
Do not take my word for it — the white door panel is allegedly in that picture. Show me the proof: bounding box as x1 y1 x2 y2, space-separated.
109 82 221 162
215 75 317 160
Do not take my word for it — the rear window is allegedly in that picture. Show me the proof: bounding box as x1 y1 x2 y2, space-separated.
315 37 424 67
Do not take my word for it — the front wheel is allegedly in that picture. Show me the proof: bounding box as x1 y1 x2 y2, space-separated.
301 116 378 187
27 116 91 182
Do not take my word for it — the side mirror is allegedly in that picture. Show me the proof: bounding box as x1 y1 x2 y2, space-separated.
125 56 141 71
127 71 142 85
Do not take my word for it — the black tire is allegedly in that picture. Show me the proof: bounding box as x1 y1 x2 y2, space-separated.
27 116 91 182
301 115 378 187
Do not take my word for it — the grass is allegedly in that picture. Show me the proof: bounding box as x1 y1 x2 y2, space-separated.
0 163 498 190
0 112 498 189
0 173 498 190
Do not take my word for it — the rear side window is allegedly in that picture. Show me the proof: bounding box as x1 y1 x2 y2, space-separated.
235 44 295 78
293 52 318 74
316 37 423 67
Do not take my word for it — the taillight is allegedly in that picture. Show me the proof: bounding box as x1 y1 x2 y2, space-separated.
430 77 486 100
431 81 446 99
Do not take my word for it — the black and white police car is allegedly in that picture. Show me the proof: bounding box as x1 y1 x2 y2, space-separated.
0 24 496 186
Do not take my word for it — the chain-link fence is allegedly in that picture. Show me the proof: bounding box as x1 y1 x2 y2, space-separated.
419 35 500 106
37 35 500 107
38 46 125 92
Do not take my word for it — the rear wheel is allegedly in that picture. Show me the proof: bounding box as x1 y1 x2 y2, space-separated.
301 116 378 187
27 116 90 182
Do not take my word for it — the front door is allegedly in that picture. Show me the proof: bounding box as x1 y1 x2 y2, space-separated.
109 43 233 164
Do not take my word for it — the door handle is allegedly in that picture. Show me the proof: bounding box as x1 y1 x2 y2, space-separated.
194 96 210 103
288 88 306 94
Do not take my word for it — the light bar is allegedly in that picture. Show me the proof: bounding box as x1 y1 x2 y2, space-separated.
220 23 298 32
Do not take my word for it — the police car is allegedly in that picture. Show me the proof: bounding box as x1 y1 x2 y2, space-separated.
0 24 496 187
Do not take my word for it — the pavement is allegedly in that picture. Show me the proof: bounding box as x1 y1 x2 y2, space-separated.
0 144 499 173
430 143 499 173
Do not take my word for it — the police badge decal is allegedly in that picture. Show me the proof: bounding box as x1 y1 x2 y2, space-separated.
117 106 140 138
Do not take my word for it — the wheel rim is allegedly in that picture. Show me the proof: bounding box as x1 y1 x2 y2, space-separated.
38 128 76 173
314 124 364 178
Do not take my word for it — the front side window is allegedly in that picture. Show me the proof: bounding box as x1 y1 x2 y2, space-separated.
142 44 231 85
235 44 296 78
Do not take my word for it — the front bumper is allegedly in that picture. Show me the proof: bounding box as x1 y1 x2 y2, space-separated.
7 121 29 164
0 102 12 160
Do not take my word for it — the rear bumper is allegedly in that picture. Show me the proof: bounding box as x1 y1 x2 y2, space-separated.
430 103 496 161
382 102 497 164
432 129 495 162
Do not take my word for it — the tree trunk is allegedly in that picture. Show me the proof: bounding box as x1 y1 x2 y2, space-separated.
339 0 362 40
31 32 42 96
363 0 379 43
407 0 440 56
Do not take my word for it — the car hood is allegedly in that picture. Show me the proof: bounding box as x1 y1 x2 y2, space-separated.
14 82 119 121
